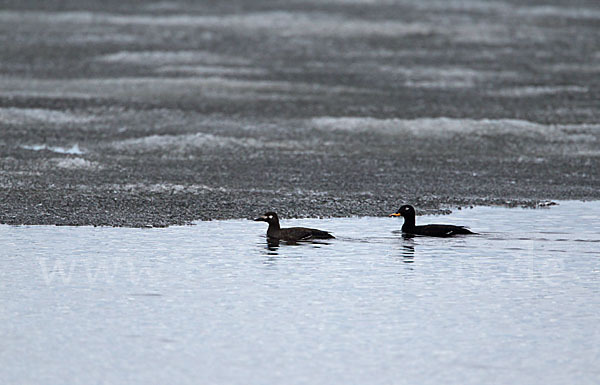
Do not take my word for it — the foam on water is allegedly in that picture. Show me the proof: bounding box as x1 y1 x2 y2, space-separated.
310 117 591 138
518 6 600 20
1 201 599 385
21 144 84 155
110 183 217 194
544 63 600 74
0 77 365 101
489 86 589 97
155 65 267 76
66 33 138 44
52 157 100 170
314 0 600 20
109 12 433 38
110 133 305 153
410 0 511 13
0 107 95 125
374 66 520 89
0 10 100 23
96 51 251 66
321 0 510 12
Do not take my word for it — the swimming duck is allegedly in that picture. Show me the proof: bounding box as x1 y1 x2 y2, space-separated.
254 212 334 242
390 205 476 237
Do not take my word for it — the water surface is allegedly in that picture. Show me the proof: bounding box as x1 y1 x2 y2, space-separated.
1 201 599 385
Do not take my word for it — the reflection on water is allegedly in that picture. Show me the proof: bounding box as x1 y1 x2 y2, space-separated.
400 236 416 262
262 237 335 255
265 238 280 253
1 201 599 385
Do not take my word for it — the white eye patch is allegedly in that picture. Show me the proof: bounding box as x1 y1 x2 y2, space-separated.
268 215 273 219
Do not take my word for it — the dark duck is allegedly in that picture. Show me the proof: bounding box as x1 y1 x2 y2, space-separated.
390 205 476 237
254 212 334 242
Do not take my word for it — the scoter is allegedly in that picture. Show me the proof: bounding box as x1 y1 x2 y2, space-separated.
390 205 476 237
254 212 334 242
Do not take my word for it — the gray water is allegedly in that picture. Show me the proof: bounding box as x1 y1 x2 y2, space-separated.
1 201 599 385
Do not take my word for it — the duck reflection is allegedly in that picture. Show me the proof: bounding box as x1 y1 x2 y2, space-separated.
401 234 415 263
261 237 333 258
259 243 280 266
266 239 280 254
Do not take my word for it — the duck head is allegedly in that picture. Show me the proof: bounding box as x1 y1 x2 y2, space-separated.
254 211 279 224
389 205 415 218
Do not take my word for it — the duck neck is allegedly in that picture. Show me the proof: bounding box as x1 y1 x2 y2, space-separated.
267 221 280 237
402 215 416 231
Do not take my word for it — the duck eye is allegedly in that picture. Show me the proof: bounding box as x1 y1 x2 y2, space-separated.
268 215 273 219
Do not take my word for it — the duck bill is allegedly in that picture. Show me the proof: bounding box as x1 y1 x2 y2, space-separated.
254 215 267 222
389 213 403 217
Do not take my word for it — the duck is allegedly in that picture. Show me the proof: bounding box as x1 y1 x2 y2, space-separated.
390 205 476 237
254 212 334 242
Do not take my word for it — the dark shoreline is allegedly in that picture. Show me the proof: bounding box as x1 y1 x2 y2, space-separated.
1 0 599 227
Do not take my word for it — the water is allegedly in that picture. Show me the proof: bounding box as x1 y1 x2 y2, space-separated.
1 201 599 385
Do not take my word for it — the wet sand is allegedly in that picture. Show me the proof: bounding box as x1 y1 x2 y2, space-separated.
1 0 599 226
